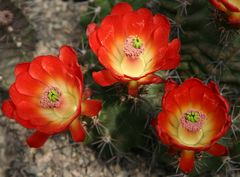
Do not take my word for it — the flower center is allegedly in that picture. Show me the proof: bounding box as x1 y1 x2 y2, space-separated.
123 35 144 59
180 110 206 132
185 112 199 122
40 86 62 108
48 89 60 102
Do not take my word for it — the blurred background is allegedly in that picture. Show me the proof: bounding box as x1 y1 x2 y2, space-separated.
0 0 240 177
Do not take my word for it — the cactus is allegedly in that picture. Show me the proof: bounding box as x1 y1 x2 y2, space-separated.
0 0 239 176
76 0 240 176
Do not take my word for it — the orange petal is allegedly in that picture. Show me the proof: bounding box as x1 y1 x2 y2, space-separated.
152 26 170 48
92 70 118 87
157 111 178 139
136 8 154 41
154 39 181 71
123 11 142 36
173 83 192 112
162 90 182 117
164 79 178 93
110 2 133 15
201 88 221 113
37 120 69 135
189 83 205 109
98 47 122 75
15 72 46 97
9 84 35 105
40 55 68 80
207 81 220 93
81 100 102 117
203 106 229 135
29 56 58 85
207 143 228 156
179 150 195 174
101 15 125 40
59 45 83 81
14 62 30 76
88 30 101 55
2 100 15 119
40 56 77 92
209 0 228 12
122 8 153 40
221 0 240 12
14 113 34 129
69 119 86 142
97 24 124 65
26 131 50 148
16 101 52 125
205 80 230 110
153 14 170 33
97 24 115 52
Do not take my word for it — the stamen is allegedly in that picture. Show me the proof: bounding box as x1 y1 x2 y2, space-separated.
123 35 144 59
180 110 206 132
40 86 62 108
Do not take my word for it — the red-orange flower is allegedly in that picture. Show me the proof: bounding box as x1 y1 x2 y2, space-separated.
87 2 181 96
210 0 240 26
1 46 102 148
152 78 231 173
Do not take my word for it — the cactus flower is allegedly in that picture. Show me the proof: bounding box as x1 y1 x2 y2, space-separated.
152 78 231 173
87 2 180 96
1 46 102 148
210 0 240 26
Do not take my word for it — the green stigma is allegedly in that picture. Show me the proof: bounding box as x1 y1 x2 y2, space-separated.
132 37 143 49
185 111 199 123
48 89 60 102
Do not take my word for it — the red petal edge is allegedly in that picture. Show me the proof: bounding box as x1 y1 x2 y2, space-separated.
14 63 30 76
165 79 178 93
81 100 102 117
209 0 228 12
59 45 83 81
69 119 86 142
1 100 15 119
110 2 133 15
26 131 50 148
221 0 240 12
92 70 118 87
207 143 229 156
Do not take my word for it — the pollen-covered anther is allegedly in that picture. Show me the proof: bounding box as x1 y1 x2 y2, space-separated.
180 110 206 132
40 86 62 108
123 35 144 59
